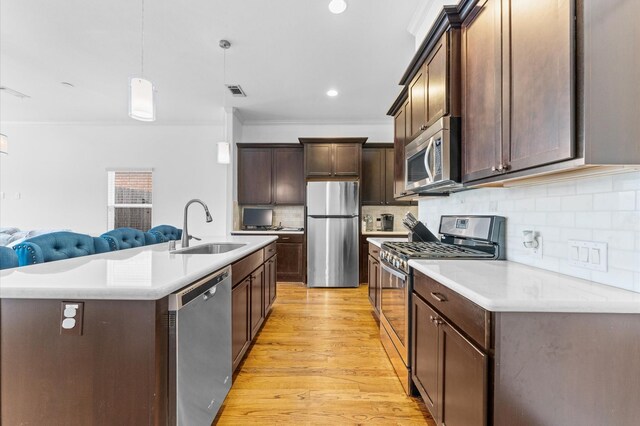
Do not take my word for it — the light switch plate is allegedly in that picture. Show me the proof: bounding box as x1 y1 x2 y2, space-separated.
568 240 607 272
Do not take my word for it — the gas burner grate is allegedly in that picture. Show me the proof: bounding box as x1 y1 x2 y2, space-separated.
384 241 493 258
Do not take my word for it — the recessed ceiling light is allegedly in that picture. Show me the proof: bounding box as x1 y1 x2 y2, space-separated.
328 0 347 14
327 89 339 97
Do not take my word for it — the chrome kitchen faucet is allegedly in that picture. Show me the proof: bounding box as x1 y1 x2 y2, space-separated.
181 199 213 248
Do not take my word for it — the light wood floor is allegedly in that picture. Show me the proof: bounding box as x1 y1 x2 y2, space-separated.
215 282 435 425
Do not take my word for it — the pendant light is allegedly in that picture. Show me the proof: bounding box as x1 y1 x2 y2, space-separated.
129 0 156 121
0 133 8 155
328 0 347 14
217 40 231 164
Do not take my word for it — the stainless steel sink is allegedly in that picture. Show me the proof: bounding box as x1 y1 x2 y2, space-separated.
172 243 246 255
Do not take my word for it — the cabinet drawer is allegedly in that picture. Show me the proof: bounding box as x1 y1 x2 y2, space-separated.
263 242 277 260
413 271 489 350
231 249 264 288
276 234 304 244
368 243 380 261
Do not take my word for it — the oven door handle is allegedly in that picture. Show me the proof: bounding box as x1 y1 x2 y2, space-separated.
423 137 435 183
381 262 407 281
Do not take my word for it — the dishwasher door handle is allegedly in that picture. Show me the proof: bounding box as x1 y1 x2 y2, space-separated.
202 286 217 301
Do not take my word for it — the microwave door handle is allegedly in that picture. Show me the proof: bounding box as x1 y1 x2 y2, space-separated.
424 137 435 183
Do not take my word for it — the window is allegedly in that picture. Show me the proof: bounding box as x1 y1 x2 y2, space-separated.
107 170 153 231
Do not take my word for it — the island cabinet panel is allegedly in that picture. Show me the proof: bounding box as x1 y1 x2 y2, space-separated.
232 277 251 370
506 0 574 173
237 148 273 205
266 255 278 309
250 265 265 339
461 0 503 182
0 298 168 425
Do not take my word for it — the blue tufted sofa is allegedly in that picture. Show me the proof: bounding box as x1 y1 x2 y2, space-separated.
100 227 158 251
148 225 182 243
0 246 19 270
13 231 113 266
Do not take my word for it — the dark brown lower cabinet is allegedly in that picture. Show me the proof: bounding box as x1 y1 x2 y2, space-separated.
231 244 278 372
367 255 380 316
267 256 277 308
275 235 305 282
250 265 265 339
413 274 489 426
412 296 440 414
232 277 251 370
439 321 487 426
412 269 640 426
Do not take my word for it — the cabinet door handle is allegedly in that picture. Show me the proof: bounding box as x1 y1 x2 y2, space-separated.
281 237 290 240
430 292 447 302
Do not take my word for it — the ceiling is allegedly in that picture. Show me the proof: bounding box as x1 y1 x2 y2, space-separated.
0 0 420 124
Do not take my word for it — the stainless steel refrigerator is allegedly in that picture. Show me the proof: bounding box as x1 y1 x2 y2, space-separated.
306 181 359 288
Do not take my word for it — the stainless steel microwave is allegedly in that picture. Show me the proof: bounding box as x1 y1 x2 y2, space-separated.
405 117 461 193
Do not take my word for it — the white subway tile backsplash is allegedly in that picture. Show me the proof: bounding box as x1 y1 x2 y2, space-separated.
593 191 636 211
575 212 612 229
561 194 593 211
418 170 640 293
608 249 640 272
576 175 613 194
612 171 640 191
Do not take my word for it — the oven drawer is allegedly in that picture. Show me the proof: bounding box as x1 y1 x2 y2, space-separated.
413 271 489 350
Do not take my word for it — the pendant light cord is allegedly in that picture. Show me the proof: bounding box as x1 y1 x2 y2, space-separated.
140 0 145 76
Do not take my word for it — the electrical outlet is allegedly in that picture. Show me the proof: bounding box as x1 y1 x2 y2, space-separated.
60 301 84 335
568 240 607 272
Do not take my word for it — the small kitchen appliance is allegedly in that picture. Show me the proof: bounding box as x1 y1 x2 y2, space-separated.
380 213 394 231
378 215 505 395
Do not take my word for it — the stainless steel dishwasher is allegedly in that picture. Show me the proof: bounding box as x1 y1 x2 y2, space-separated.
169 266 232 425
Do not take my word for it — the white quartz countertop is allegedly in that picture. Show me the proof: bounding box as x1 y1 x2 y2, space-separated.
367 237 409 248
231 230 304 235
409 259 640 313
0 235 277 300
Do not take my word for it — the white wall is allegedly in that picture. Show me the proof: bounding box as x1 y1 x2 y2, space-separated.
240 120 394 143
408 1 460 51
0 123 228 237
418 172 640 292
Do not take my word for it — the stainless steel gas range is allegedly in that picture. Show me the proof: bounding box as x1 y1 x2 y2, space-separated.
378 215 505 395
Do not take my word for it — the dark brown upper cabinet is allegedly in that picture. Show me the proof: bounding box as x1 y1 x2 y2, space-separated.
237 145 304 205
462 0 574 182
237 147 273 205
404 28 461 145
299 138 366 179
273 148 304 204
409 67 427 141
393 99 409 199
460 0 502 183
362 144 413 205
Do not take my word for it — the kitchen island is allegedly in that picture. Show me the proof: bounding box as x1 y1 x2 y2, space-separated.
0 235 277 425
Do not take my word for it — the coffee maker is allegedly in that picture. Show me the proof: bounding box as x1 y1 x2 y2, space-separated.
380 214 394 231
